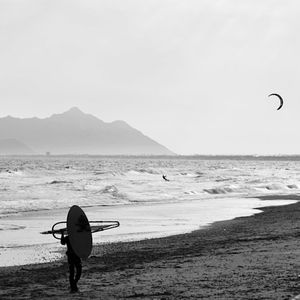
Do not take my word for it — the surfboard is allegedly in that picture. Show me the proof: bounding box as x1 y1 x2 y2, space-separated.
67 205 92 259
41 219 119 238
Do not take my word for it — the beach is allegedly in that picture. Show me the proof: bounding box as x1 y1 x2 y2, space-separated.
2 156 300 267
1 196 293 267
1 0 299 298
1 195 300 299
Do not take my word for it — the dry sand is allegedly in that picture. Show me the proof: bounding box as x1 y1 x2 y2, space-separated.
1 195 300 299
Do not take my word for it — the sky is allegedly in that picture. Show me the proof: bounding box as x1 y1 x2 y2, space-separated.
0 0 299 155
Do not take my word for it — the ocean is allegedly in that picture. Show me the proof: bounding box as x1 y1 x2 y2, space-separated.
0 156 299 266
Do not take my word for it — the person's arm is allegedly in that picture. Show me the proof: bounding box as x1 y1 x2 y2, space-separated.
60 230 66 245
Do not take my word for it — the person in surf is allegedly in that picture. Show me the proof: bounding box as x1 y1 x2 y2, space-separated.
60 231 82 293
162 175 170 181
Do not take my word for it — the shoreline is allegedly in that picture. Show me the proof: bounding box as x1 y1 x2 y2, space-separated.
1 195 300 299
0 195 297 267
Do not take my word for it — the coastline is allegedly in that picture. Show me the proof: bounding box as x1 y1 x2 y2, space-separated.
1 195 300 299
0 196 296 267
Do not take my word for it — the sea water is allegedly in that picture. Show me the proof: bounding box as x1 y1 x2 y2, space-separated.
0 156 299 266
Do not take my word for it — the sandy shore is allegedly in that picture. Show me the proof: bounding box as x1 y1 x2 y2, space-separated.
2 196 290 267
1 195 300 299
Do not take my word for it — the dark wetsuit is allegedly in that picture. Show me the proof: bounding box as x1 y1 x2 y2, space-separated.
61 234 82 292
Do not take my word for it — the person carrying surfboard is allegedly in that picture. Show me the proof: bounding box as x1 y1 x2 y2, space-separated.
41 205 120 294
60 230 82 293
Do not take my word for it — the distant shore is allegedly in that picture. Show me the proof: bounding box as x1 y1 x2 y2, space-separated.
1 195 300 299
2 154 300 161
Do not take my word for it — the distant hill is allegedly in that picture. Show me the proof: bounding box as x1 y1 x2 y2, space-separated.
0 139 34 155
0 107 174 155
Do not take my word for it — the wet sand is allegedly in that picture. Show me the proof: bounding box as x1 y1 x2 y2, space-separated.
2 197 291 267
1 195 300 299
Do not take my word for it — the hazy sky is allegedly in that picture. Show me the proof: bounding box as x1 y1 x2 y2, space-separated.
0 0 299 155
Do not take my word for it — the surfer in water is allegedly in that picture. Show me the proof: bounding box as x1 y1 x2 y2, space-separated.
162 175 170 181
60 231 82 293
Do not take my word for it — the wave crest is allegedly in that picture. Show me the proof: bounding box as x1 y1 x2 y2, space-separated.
204 187 234 194
101 185 126 199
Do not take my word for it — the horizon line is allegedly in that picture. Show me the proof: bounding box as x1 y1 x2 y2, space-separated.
2 154 300 159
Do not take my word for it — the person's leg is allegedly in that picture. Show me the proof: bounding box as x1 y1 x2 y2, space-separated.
75 262 82 284
68 262 76 292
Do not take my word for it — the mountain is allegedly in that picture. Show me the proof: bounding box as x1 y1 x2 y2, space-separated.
0 107 174 155
0 139 34 155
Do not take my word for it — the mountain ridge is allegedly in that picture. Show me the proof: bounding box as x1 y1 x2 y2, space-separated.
0 108 174 155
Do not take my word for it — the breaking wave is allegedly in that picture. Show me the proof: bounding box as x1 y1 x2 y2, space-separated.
49 180 71 185
100 185 127 199
204 187 235 194
287 184 298 189
0 224 26 231
204 182 300 195
1 156 300 218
